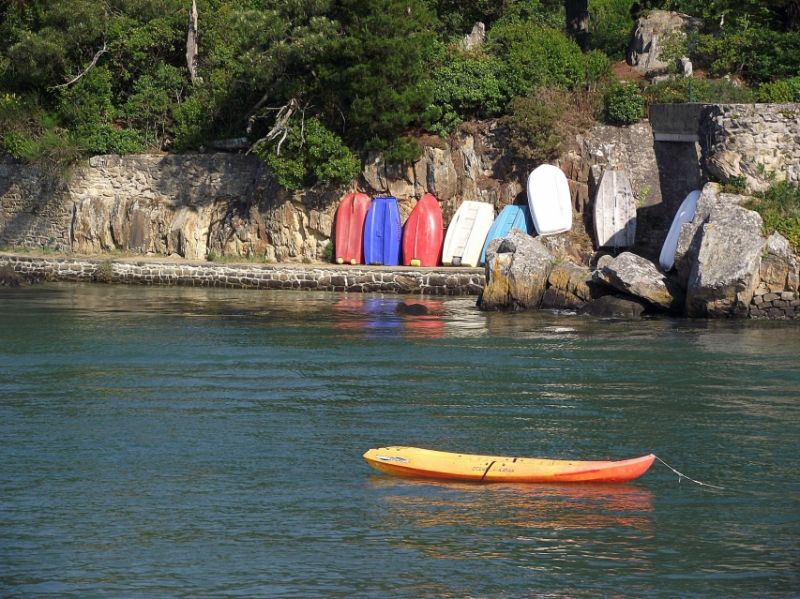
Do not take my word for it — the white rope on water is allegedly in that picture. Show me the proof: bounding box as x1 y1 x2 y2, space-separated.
655 455 726 490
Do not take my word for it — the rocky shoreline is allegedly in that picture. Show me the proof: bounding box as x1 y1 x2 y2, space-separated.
4 180 799 324
480 183 800 320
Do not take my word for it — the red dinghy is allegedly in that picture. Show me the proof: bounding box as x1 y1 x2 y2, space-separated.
334 193 371 264
402 193 443 267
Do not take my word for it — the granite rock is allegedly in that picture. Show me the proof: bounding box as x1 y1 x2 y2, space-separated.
594 251 675 310
478 229 555 311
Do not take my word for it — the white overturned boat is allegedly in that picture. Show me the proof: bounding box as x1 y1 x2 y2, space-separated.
527 164 572 236
441 201 494 267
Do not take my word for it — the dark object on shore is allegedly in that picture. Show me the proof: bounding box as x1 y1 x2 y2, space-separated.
578 295 645 318
0 264 25 287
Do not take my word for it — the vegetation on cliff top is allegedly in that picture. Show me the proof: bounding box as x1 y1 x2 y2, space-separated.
0 0 799 189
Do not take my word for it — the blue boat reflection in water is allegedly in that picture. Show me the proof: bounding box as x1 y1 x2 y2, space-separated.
332 296 445 339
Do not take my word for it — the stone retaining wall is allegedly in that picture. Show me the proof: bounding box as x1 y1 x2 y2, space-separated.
0 254 484 295
748 233 800 319
701 103 800 192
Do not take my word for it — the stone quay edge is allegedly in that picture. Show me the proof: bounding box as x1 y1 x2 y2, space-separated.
0 253 485 296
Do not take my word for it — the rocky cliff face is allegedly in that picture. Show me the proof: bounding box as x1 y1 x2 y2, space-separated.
0 120 663 264
1 103 798 275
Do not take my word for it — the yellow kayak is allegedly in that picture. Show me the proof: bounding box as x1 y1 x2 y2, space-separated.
363 446 655 483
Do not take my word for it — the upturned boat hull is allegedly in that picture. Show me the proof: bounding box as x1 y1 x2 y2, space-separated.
363 446 655 483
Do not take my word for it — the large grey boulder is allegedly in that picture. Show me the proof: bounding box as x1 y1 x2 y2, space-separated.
628 10 701 76
541 261 595 309
460 22 485 52
673 183 748 287
685 203 766 317
594 251 676 310
478 228 555 311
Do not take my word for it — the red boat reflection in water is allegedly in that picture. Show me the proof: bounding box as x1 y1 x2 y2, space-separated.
367 475 654 534
331 297 445 339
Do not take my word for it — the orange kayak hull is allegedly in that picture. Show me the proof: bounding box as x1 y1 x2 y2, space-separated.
363 446 655 484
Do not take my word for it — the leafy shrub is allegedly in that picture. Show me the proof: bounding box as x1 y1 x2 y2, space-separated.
426 52 507 135
255 117 360 190
73 126 146 155
123 64 187 143
645 78 757 104
505 87 597 162
745 181 800 251
589 0 637 60
758 77 800 103
172 94 209 152
93 260 115 283
583 50 612 88
488 22 587 97
56 67 146 155
693 30 800 85
0 96 83 165
322 239 334 263
603 82 644 125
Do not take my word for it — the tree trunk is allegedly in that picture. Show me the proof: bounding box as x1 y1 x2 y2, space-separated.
788 0 800 31
186 0 199 85
565 0 589 51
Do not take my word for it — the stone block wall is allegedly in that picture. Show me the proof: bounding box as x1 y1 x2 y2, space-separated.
701 103 800 192
1 154 338 263
0 253 484 295
749 233 800 319
0 159 73 249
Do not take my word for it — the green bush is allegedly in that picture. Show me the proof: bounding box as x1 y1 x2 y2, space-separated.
505 87 597 162
255 117 360 190
73 126 146 155
322 239 334 263
693 30 800 85
745 181 800 251
488 22 587 97
123 64 187 143
583 50 612 88
645 78 757 104
0 94 83 165
171 94 209 152
56 66 146 155
588 0 636 60
603 82 644 125
426 52 507 135
758 77 800 103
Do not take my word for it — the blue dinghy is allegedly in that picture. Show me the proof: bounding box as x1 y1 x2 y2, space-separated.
479 204 535 265
363 196 402 266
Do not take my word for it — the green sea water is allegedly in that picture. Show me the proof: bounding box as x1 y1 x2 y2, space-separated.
1 284 798 598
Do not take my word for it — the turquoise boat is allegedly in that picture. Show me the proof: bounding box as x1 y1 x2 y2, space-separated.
479 204 535 265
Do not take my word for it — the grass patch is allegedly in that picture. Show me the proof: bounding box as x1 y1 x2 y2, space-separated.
93 260 114 283
744 181 800 251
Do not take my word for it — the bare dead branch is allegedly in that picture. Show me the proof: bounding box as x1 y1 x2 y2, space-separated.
186 0 199 85
49 41 108 91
